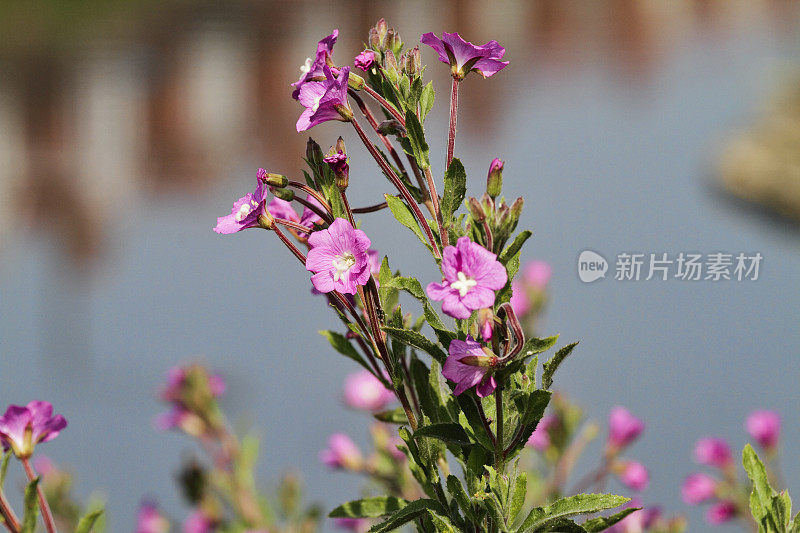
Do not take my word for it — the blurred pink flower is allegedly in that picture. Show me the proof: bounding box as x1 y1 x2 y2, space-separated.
706 501 736 525
343 371 394 411
745 410 781 450
607 406 644 450
509 280 531 317
694 438 733 469
526 415 554 451
334 517 369 532
523 261 552 290
681 472 717 504
320 433 363 469
618 460 649 491
137 501 170 533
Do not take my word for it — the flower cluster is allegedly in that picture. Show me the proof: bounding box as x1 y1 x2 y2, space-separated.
682 409 782 527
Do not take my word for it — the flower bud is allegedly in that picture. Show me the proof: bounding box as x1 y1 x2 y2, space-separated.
376 120 406 136
401 46 422 77
681 473 717 504
346 72 365 91
615 460 650 491
467 197 486 222
261 172 288 188
509 197 524 219
324 137 349 190
320 433 363 470
383 51 399 80
486 158 504 198
354 50 375 72
385 28 402 56
478 308 495 341
745 410 781 450
306 137 323 166
694 437 733 469
271 188 294 201
369 18 388 49
607 406 645 451
334 103 354 122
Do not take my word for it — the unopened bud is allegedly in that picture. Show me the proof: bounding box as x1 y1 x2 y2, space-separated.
478 308 495 341
306 138 323 165
384 51 398 78
257 211 274 229
401 46 422 77
385 28 402 55
271 188 294 201
509 197 524 218
347 72 365 91
467 197 486 222
376 120 406 136
324 138 349 189
334 103 354 122
369 18 388 49
263 172 288 187
486 158 504 198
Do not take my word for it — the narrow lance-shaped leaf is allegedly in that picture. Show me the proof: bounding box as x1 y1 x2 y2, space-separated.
499 230 532 265
542 342 578 389
329 496 408 518
20 477 39 533
414 423 472 446
441 158 467 223
518 493 629 532
318 330 373 374
368 499 447 533
75 509 105 533
385 194 431 250
384 326 446 364
582 507 640 532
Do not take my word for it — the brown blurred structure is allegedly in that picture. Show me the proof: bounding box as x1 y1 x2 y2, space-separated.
0 0 795 262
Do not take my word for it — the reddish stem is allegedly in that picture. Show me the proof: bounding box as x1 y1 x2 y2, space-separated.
285 181 332 214
352 202 388 214
0 487 20 533
361 84 406 126
350 117 441 259
446 77 459 170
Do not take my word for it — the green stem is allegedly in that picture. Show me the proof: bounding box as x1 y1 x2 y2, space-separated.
21 458 55 533
495 385 504 471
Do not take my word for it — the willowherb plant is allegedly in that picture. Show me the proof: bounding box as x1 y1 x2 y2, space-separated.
213 18 636 532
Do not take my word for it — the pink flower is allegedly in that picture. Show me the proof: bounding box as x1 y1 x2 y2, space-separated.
420 32 508 79
617 460 649 491
706 500 736 525
334 517 369 532
306 218 372 295
746 410 781 450
442 336 498 397
526 415 554 451
343 371 394 411
320 433 363 469
354 50 375 71
183 510 214 533
681 473 717 504
426 237 507 320
694 438 733 469
296 66 353 132
137 501 169 533
607 406 644 450
523 261 552 290
292 30 338 99
214 170 269 234
161 366 226 403
608 499 659 533
509 280 531 316
0 401 67 459
267 197 300 224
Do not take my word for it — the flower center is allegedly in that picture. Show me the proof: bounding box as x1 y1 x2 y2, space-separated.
299 57 313 75
450 271 477 297
310 93 323 114
235 199 259 222
332 252 356 282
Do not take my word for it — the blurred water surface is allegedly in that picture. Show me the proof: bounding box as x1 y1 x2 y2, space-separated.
1 1 799 531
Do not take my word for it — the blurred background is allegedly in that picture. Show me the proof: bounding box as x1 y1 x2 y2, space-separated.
1 0 799 530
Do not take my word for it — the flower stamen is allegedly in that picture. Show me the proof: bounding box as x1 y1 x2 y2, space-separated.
451 271 477 297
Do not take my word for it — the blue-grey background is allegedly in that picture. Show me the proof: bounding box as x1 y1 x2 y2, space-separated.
0 1 798 531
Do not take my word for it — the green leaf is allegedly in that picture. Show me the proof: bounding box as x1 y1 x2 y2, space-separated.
447 475 480 523
499 231 532 265
318 330 371 373
743 443 776 519
427 509 459 532
519 494 629 532
509 469 528 524
385 194 430 249
420 82 435 120
0 452 9 488
329 496 408 518
75 509 105 533
541 342 578 389
538 519 587 532
374 407 408 424
384 326 446 364
441 158 467 223
414 423 472 446
402 110 430 169
20 477 39 533
368 499 447 533
582 508 640 532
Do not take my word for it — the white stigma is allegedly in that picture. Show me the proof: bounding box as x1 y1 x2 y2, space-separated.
234 199 259 222
310 93 323 114
451 271 477 297
332 252 356 282
299 57 313 75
